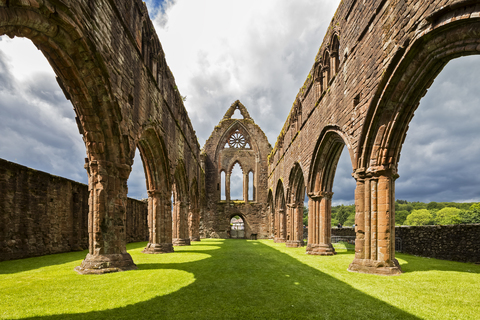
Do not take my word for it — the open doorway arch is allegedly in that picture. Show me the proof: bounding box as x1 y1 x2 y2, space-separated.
229 214 246 239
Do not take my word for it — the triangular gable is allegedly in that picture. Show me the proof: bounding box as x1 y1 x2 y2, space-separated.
222 100 253 121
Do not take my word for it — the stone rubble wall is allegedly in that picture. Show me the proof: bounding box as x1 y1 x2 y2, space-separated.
328 225 480 263
0 158 147 262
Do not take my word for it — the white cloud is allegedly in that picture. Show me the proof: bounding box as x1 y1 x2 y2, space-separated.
153 0 341 145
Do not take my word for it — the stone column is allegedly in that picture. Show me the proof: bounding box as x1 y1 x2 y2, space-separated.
274 208 286 243
286 203 304 247
306 192 335 255
348 169 402 275
173 201 191 246
75 160 137 274
243 172 249 203
269 206 275 240
323 66 330 89
189 204 201 242
143 190 174 254
226 173 231 203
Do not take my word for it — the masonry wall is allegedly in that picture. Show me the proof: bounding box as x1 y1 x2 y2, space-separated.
329 225 480 263
0 158 147 262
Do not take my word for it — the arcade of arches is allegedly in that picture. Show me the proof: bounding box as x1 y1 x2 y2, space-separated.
1 0 479 276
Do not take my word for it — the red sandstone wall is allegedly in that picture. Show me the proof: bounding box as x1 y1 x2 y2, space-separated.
0 158 147 262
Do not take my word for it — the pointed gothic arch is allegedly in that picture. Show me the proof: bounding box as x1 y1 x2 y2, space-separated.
274 180 286 243
172 160 190 246
286 163 306 247
306 127 353 256
136 128 173 254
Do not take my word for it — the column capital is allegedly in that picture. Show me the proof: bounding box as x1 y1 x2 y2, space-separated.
353 165 399 180
85 159 132 179
147 189 165 197
308 191 333 200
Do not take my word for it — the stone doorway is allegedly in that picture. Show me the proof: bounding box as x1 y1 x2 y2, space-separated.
230 215 245 239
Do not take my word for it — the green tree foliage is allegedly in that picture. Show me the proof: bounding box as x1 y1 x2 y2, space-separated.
336 205 351 225
303 206 308 226
404 209 433 226
469 203 480 211
460 209 480 224
395 210 409 225
434 207 462 225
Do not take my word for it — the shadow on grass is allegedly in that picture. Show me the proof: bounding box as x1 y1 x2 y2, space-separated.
396 253 480 274
0 250 86 275
28 239 419 320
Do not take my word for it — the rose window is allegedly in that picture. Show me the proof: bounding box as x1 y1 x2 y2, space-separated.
228 130 247 148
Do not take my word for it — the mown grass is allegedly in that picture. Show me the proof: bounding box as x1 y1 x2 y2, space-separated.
1 239 479 319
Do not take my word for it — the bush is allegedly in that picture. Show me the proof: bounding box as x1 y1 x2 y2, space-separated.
404 209 433 226
434 207 462 225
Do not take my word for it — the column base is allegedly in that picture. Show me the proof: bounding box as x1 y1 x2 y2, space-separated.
142 243 174 254
173 238 191 246
190 237 201 242
286 240 304 248
306 243 336 256
74 253 137 275
274 237 286 243
348 258 403 275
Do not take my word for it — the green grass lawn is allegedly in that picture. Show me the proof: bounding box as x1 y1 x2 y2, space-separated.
1 239 479 319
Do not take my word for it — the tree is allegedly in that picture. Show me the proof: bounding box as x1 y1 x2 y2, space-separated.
336 205 350 225
434 207 462 225
404 209 433 226
395 210 409 225
469 203 480 211
460 209 480 224
427 202 439 210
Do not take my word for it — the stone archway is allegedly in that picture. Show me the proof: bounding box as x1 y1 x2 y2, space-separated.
137 128 173 254
274 180 286 243
305 128 353 256
350 13 480 276
286 163 306 248
229 214 246 239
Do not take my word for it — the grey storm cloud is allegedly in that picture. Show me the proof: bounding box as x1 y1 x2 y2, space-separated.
0 44 87 185
330 55 480 205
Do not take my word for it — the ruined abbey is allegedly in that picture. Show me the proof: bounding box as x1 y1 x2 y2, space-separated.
1 0 480 276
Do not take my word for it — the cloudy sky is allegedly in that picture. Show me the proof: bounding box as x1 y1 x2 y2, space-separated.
1 0 480 205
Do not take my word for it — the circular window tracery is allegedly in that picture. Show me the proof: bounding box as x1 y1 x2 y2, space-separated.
228 130 247 148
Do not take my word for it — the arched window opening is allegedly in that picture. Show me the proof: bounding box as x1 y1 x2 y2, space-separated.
141 23 150 67
331 35 340 77
232 108 243 119
230 215 245 238
220 170 226 200
230 162 243 200
248 171 254 201
323 51 330 89
0 36 86 183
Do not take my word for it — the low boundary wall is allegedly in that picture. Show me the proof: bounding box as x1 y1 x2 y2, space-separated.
0 158 148 262
328 225 480 263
